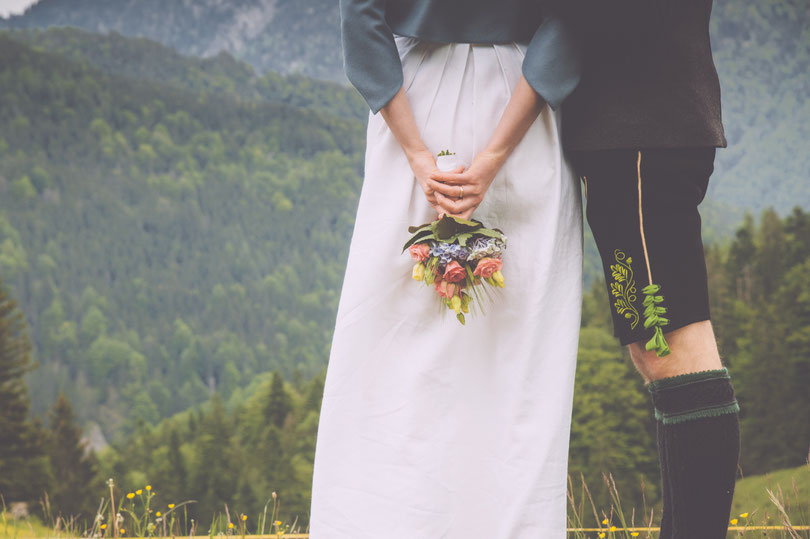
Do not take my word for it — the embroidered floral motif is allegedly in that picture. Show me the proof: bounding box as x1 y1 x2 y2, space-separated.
609 249 639 330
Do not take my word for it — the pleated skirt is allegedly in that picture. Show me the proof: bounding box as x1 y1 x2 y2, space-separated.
309 36 583 538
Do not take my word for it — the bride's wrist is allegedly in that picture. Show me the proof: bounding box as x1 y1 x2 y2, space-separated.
405 146 433 166
478 147 509 172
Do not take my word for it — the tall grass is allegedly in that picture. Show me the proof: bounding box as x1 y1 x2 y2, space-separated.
566 465 809 539
1 467 807 538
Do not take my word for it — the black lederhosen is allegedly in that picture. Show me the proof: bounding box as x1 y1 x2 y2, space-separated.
573 147 715 346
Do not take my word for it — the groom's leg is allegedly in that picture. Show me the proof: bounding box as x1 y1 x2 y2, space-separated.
576 147 741 538
630 323 740 539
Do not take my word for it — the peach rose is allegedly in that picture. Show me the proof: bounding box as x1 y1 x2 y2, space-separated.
434 279 446 298
443 260 467 283
434 279 461 299
408 243 431 262
473 257 503 279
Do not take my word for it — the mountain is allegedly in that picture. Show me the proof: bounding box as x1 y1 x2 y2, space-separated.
4 26 366 121
0 0 344 82
3 0 807 222
706 0 810 219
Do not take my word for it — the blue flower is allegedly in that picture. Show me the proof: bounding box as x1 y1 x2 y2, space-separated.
467 236 506 260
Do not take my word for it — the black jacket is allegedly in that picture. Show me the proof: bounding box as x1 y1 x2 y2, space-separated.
555 0 727 151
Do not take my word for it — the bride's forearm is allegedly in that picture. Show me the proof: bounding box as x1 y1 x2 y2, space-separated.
379 87 431 161
481 75 547 168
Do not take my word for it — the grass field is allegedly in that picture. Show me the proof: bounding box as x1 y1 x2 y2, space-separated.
1 464 807 538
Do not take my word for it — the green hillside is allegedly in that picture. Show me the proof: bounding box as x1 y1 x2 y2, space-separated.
0 0 344 83
3 27 366 121
0 34 364 439
708 0 810 215
731 463 810 531
1 0 807 219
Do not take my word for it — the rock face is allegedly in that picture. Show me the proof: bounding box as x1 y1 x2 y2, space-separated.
0 0 344 82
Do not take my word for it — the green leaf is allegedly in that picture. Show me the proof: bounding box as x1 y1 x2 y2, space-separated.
434 214 482 239
408 222 434 234
402 229 435 252
456 233 473 247
472 228 505 240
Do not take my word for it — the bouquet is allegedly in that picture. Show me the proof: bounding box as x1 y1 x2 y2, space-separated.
403 150 507 324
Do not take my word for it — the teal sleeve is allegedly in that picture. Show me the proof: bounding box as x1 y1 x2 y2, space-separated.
522 15 582 110
340 0 404 114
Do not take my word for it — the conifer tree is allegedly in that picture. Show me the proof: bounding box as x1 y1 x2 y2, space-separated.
167 427 187 495
189 395 235 520
0 280 52 503
46 393 102 520
264 371 291 429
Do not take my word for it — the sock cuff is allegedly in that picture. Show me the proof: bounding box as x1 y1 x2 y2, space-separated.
646 367 730 394
654 401 740 425
648 368 739 425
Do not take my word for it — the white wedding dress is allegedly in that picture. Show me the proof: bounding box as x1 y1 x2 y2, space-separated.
309 36 583 538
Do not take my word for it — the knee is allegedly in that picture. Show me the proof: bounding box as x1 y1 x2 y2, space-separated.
628 321 723 382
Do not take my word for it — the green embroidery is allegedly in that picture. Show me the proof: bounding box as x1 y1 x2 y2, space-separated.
609 249 639 330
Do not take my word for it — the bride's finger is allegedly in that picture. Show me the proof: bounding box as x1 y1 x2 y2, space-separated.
429 167 467 183
436 192 478 215
427 179 474 199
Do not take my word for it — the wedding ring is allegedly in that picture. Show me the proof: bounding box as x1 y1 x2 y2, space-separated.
458 185 464 200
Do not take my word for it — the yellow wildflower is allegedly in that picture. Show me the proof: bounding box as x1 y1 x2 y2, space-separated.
136 489 143 495
610 526 617 532
730 518 738 525
631 533 639 537
156 511 161 517
228 523 235 529
602 518 609 525
145 485 152 491
740 512 749 518
168 503 175 509
119 529 125 535
126 492 135 499
275 520 282 526
100 524 107 530
241 515 247 521
598 533 605 539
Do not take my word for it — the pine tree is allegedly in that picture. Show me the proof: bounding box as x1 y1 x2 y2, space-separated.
46 393 102 520
167 427 187 496
0 279 52 503
188 395 235 520
263 371 291 429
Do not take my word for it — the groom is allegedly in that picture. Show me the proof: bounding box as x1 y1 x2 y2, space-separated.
556 1 741 537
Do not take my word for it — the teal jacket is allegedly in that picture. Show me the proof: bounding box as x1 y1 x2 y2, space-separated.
340 0 581 113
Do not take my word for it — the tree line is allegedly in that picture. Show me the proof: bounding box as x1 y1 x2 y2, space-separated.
2 207 808 529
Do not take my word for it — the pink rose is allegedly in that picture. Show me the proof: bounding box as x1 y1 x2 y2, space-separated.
408 243 431 262
443 260 467 283
434 279 447 298
434 279 461 298
473 257 503 279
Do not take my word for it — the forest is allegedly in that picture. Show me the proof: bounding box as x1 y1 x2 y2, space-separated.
3 208 809 528
0 33 365 438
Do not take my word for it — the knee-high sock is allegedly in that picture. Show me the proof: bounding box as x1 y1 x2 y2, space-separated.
655 420 672 538
647 368 740 539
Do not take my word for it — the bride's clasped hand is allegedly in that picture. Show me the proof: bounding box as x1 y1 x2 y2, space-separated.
427 149 504 221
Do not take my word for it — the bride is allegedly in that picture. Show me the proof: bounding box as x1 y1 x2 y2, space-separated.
310 1 582 536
